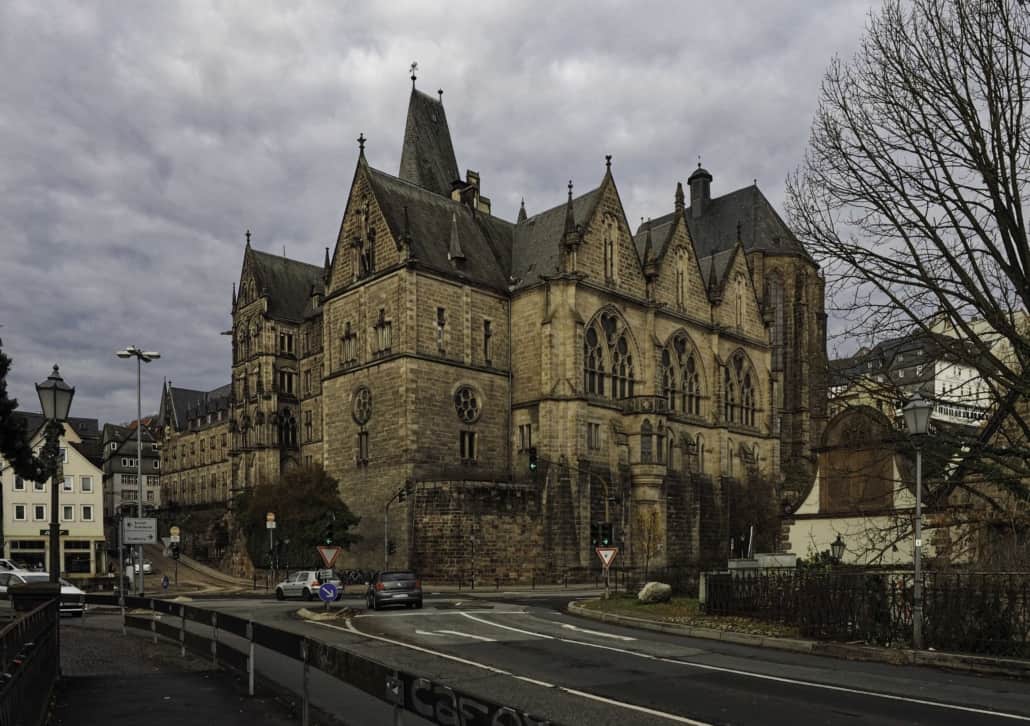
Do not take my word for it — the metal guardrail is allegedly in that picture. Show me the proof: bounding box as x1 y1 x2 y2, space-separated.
77 593 554 726
0 599 59 726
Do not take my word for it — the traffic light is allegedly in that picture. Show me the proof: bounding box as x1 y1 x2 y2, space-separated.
387 540 397 555
528 447 538 472
170 543 180 560
600 522 614 547
322 519 334 546
590 522 600 547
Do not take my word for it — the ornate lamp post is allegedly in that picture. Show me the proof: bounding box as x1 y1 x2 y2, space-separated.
116 345 160 596
903 391 934 650
36 365 75 584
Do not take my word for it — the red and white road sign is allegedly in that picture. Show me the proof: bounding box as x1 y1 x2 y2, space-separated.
595 547 618 569
317 545 342 569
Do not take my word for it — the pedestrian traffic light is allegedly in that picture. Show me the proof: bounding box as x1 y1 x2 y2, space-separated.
528 447 538 472
170 543 180 560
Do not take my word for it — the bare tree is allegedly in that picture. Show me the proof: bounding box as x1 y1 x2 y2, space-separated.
634 510 662 579
787 0 1030 513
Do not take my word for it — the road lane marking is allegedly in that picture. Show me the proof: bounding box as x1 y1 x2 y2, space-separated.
327 619 715 725
414 629 445 637
353 609 527 618
561 623 636 641
461 613 1030 722
437 629 497 642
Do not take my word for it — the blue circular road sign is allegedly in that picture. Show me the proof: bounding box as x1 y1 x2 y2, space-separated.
318 582 338 602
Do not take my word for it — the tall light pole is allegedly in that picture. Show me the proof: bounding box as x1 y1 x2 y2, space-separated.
36 365 75 585
116 346 160 596
903 391 934 650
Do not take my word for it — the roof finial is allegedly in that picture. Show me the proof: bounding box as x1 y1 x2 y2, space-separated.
410 61 418 89
567 179 573 201
438 88 443 102
697 155 702 169
357 132 366 157
518 197 527 223
675 181 685 213
245 229 251 245
736 220 742 241
605 154 612 171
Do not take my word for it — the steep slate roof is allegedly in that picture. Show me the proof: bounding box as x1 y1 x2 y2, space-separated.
699 248 736 292
632 211 678 263
14 412 99 443
511 186 602 289
249 249 325 323
162 384 231 431
686 184 808 259
366 166 513 292
398 89 461 197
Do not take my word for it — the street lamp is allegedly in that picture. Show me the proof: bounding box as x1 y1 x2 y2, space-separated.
903 391 934 650
36 365 75 584
116 345 160 596
830 534 846 564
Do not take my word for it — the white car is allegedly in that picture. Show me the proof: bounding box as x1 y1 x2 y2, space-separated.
131 560 153 575
274 570 342 601
0 571 87 616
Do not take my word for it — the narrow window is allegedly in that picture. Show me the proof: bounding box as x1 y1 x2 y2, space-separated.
584 326 605 395
436 308 447 352
357 431 369 465
305 410 313 442
640 420 653 463
81 476 93 492
460 431 478 462
483 320 493 364
14 504 26 521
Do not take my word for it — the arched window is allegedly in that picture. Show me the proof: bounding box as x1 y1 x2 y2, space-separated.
735 273 746 328
660 349 675 410
742 372 756 427
724 368 736 423
611 334 634 399
656 423 666 463
668 333 703 417
640 419 653 463
683 355 701 416
584 326 605 396
676 249 688 307
767 274 785 371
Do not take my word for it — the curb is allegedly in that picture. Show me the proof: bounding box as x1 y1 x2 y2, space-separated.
567 601 1030 679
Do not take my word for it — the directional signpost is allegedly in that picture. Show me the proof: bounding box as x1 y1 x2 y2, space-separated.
596 546 619 600
318 582 338 612
122 517 157 544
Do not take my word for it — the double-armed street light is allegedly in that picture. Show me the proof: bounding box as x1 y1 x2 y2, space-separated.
116 346 160 596
903 391 934 650
35 365 75 585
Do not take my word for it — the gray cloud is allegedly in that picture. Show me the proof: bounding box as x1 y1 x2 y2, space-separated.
0 0 872 424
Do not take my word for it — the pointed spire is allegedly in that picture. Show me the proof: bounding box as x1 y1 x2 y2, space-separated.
323 246 331 277
232 282 237 308
563 180 577 240
675 182 685 214
517 197 527 223
448 212 465 261
643 219 655 265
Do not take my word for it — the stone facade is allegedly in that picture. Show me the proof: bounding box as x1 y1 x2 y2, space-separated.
163 83 827 578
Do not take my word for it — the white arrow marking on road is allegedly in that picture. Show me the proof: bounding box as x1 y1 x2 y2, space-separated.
437 629 497 642
561 623 636 640
415 629 445 637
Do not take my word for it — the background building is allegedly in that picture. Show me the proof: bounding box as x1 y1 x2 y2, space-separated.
0 414 106 577
101 420 161 518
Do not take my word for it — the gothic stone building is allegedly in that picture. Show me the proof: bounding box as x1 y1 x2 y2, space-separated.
162 83 827 578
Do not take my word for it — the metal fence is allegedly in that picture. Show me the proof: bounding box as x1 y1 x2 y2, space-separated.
77 593 555 726
450 565 700 597
704 570 1030 658
0 599 59 726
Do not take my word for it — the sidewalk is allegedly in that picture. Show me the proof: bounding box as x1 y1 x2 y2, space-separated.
53 614 299 725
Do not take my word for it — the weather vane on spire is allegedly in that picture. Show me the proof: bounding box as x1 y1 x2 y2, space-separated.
410 61 418 88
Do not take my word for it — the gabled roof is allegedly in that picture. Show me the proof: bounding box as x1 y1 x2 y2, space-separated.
365 165 513 292
398 89 461 197
247 249 325 323
14 412 99 443
685 184 808 259
699 248 737 295
511 186 602 290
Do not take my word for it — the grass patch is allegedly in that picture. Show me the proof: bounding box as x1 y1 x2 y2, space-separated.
579 594 800 638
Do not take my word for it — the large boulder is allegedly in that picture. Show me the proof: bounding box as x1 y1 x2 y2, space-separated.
637 581 672 604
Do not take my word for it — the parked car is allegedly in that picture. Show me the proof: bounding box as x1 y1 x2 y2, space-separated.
0 571 87 616
274 569 342 601
131 560 153 575
0 559 27 571
366 571 422 610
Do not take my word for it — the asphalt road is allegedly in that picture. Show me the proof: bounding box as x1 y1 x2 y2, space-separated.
188 592 1030 726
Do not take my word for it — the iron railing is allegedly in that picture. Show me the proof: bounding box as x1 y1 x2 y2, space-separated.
0 599 59 726
75 593 555 726
704 570 1030 658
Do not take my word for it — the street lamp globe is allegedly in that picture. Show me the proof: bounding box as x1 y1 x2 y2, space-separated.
903 392 934 436
36 364 75 422
830 534 846 564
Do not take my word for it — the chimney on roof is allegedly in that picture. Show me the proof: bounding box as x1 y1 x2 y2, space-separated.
448 213 465 263
451 170 491 215
688 162 712 219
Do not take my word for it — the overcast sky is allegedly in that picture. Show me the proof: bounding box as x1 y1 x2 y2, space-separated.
0 1 873 426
